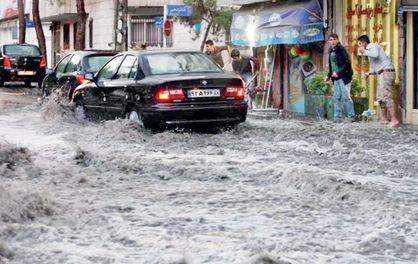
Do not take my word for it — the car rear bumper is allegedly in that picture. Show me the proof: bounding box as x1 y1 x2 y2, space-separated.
1 68 45 82
144 101 248 126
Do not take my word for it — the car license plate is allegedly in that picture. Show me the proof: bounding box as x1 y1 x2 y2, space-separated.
18 71 36 76
187 89 220 98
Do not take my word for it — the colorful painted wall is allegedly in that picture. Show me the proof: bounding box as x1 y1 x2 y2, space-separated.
342 0 400 110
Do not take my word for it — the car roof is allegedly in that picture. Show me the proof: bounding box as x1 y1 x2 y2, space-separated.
71 50 119 55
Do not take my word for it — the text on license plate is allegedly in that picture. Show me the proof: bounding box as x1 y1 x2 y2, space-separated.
18 71 36 76
187 89 220 98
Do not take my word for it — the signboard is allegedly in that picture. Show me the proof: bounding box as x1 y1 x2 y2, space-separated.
166 5 193 16
25 20 34 28
154 17 163 28
230 0 324 47
164 20 171 37
0 0 32 20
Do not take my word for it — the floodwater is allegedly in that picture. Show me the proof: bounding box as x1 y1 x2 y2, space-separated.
0 95 417 264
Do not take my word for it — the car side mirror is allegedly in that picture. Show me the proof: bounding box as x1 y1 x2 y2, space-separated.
85 72 94 81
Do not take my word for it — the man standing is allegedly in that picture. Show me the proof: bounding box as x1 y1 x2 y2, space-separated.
205 39 231 68
358 35 400 127
324 33 355 122
231 49 259 109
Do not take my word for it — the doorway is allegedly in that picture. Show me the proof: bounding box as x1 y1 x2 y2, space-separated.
414 12 418 109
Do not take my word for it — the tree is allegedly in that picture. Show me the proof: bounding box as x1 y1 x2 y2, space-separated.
32 0 47 65
18 0 26 43
75 0 87 50
183 0 233 51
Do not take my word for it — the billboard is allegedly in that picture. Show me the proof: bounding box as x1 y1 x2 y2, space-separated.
0 0 31 20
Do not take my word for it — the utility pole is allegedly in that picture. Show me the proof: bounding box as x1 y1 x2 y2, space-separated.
113 0 128 51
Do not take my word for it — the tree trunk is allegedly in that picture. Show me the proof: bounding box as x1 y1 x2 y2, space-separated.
18 0 26 43
200 20 213 52
75 0 87 50
32 0 47 65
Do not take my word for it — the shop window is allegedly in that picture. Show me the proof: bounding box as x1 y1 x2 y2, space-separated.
63 24 70 50
89 19 93 48
11 25 17 40
130 16 172 47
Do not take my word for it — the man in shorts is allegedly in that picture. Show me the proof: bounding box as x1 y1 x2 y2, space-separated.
358 35 400 127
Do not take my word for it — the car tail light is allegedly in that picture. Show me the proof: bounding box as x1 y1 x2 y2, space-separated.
155 87 185 102
40 56 46 67
3 56 11 68
224 86 245 99
76 74 90 84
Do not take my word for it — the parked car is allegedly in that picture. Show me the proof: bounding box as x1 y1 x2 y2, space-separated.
72 50 248 130
41 50 118 101
0 44 46 87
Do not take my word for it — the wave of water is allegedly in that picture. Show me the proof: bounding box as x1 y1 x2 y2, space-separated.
0 102 417 264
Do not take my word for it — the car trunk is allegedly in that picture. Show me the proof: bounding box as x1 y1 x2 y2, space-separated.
3 45 43 71
9 56 42 70
152 73 243 103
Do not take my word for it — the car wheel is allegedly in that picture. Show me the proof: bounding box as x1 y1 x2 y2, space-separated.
126 110 145 128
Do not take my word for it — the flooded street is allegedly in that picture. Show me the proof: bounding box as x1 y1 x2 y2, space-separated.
0 94 417 264
0 86 40 109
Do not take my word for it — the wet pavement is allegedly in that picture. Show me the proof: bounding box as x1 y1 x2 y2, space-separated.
0 91 417 264
0 84 41 109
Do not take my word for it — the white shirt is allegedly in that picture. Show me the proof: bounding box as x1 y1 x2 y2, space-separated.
364 43 394 74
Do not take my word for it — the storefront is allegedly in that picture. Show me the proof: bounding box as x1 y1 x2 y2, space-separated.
335 0 401 117
226 0 325 112
402 0 418 125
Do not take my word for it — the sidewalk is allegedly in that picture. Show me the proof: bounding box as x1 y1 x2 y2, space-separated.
247 108 418 129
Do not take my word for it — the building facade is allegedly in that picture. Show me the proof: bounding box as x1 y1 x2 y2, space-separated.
38 0 226 66
401 0 418 125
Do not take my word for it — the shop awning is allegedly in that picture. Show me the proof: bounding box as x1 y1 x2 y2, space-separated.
401 0 418 12
231 0 324 47
41 13 78 23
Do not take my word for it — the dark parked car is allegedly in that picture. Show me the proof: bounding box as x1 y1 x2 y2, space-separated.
0 44 46 87
41 50 118 101
72 50 248 130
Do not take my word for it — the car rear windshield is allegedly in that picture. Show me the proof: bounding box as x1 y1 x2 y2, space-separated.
144 53 223 75
85 55 114 73
4 45 41 56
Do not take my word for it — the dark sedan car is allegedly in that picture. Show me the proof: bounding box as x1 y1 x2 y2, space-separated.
0 44 46 87
72 50 248 130
42 50 117 101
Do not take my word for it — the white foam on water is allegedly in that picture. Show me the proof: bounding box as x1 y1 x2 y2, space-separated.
0 103 417 264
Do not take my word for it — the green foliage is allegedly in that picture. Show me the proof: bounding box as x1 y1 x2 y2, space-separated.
182 0 234 49
350 76 366 97
304 73 332 95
